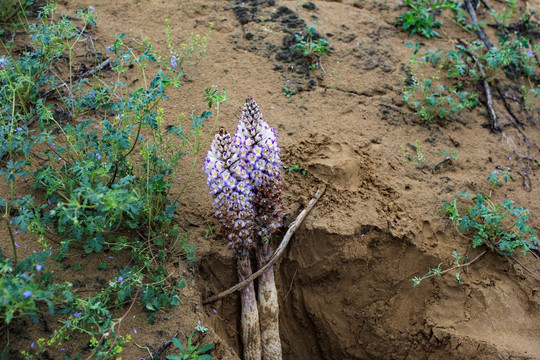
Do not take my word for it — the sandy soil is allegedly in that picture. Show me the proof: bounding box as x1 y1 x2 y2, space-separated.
2 0 540 359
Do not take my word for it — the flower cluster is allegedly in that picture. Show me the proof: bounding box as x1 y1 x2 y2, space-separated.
204 96 284 253
204 128 256 255
235 96 284 240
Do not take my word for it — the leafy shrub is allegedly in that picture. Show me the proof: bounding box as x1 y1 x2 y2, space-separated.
442 191 538 255
167 332 213 360
0 0 33 27
0 249 73 324
1 3 221 359
397 0 466 39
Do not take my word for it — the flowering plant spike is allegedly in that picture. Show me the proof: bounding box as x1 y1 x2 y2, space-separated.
203 127 256 256
204 96 284 360
235 96 284 242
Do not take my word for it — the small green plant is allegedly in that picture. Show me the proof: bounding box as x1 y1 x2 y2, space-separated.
195 320 208 333
491 0 518 26
442 150 458 160
400 140 426 163
411 250 468 286
487 169 514 186
413 191 538 286
165 18 214 78
294 24 329 70
295 25 328 57
282 86 295 97
397 0 466 38
202 226 215 239
403 70 479 123
0 0 33 27
167 332 213 360
284 163 306 176
442 191 538 255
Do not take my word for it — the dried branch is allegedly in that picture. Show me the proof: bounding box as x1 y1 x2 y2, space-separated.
203 185 326 305
457 39 500 131
464 0 494 50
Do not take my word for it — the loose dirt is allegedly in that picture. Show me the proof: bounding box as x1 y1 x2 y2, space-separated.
2 0 540 359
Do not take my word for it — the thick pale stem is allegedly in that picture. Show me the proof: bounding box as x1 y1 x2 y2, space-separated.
257 243 282 360
237 255 262 360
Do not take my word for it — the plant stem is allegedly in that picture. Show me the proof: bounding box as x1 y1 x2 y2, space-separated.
204 185 326 304
419 250 488 284
237 255 262 360
174 100 221 203
257 243 282 360
4 217 18 266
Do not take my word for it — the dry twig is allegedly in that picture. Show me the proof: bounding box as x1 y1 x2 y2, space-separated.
457 39 500 131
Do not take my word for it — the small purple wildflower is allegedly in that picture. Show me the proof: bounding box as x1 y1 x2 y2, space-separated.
73 312 82 317
133 328 137 334
36 264 43 271
420 57 426 62
14 230 18 235
171 56 178 69
106 46 112 52
117 276 124 282
23 290 31 298
15 242 20 248
96 153 101 160
88 90 95 99
65 321 69 327
61 348 66 351
30 342 34 349
108 256 114 259
527 50 534 57
0 56 7 68
213 308 217 314
89 6 95 11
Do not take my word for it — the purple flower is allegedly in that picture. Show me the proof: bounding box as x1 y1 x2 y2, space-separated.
36 264 43 271
15 242 20 248
106 46 113 52
0 56 7 68
133 328 137 334
73 312 82 317
88 90 95 99
23 290 31 298
30 342 34 349
117 276 124 282
527 50 533 57
204 96 284 251
96 153 101 160
108 256 114 259
236 96 284 239
89 6 95 11
171 56 178 69
204 128 256 253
